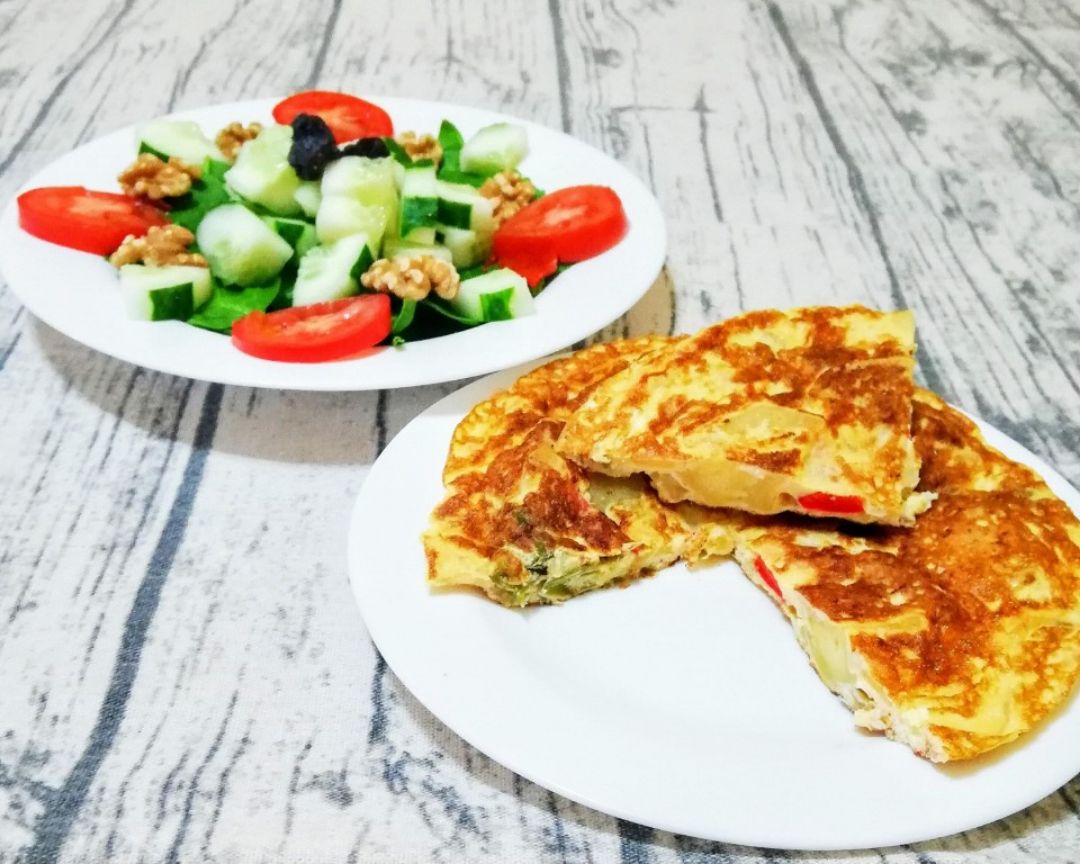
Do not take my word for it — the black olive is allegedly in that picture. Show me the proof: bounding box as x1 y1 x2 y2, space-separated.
288 113 338 181
339 137 391 159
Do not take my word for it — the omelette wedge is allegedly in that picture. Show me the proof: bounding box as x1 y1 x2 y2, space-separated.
557 306 932 526
731 390 1080 761
424 338 734 607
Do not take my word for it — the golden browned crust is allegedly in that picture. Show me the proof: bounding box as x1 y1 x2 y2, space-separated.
442 337 676 483
733 389 1080 761
557 306 925 525
424 337 735 606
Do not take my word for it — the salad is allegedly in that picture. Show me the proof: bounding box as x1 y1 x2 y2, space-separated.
16 91 629 363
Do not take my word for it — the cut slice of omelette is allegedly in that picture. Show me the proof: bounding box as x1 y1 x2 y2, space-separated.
731 390 1080 761
424 338 735 607
557 306 932 526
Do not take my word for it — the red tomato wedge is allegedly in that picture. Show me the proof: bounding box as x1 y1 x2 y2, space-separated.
272 91 393 143
753 556 783 599
492 185 627 285
17 186 168 256
797 491 865 515
231 295 391 363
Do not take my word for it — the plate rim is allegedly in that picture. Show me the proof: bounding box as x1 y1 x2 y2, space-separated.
347 360 1080 851
0 95 666 391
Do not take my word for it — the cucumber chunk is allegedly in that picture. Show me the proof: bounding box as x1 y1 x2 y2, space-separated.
460 123 528 175
399 163 439 237
381 238 453 263
263 216 317 258
294 181 322 218
196 204 294 286
138 119 224 165
224 125 302 216
119 264 212 321
320 156 397 206
451 268 535 322
436 180 483 230
389 225 438 246
436 182 497 237
316 195 392 248
317 156 398 249
437 225 488 269
292 233 374 307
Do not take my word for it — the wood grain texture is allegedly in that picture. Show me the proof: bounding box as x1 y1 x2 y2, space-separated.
1 0 1079 861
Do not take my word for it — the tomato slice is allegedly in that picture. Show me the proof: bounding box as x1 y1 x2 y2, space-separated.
18 186 168 255
797 491 865 515
491 185 627 282
231 295 391 363
272 91 393 143
753 556 783 599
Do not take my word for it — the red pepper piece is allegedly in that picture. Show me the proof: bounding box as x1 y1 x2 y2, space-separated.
797 491 865 515
753 556 782 599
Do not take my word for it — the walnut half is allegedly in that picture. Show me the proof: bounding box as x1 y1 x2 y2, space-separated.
361 255 460 302
397 131 442 165
479 170 537 227
109 224 207 268
118 153 201 200
216 121 263 163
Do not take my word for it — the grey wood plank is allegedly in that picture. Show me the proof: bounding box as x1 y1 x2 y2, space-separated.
1 0 1079 861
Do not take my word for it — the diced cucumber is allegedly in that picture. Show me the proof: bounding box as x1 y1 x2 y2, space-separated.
224 125 302 216
119 264 213 321
320 156 397 207
389 225 438 246
436 181 477 230
294 181 322 218
316 195 392 249
317 156 398 250
460 123 528 175
436 181 498 236
292 233 374 307
196 204 294 286
451 268 535 322
381 238 453 263
437 225 489 269
399 163 439 237
472 196 497 236
437 169 487 188
263 216 318 258
138 119 224 165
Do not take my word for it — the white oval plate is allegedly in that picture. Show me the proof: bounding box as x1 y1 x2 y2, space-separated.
348 360 1080 851
0 97 665 390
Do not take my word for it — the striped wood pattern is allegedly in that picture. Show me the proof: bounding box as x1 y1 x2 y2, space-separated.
1 0 1079 861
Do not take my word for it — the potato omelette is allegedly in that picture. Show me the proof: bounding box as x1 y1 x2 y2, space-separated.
557 306 932 526
424 309 1080 762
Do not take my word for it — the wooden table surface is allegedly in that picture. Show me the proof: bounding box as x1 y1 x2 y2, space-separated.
2 0 1079 861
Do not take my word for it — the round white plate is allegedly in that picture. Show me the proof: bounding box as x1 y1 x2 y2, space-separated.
0 97 665 390
348 361 1080 851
